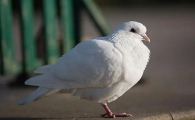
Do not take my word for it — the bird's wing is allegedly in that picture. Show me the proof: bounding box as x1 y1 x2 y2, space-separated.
25 38 124 89
54 38 124 87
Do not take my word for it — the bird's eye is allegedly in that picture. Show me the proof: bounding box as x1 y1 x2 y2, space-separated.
130 28 136 33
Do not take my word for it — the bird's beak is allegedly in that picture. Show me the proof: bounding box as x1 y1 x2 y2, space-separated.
141 34 150 43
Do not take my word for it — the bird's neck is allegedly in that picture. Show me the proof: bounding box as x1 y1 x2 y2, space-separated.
107 31 141 50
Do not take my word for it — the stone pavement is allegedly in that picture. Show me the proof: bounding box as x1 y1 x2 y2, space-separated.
0 71 195 120
1 4 195 120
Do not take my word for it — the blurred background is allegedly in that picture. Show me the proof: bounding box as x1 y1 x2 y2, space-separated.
0 0 195 119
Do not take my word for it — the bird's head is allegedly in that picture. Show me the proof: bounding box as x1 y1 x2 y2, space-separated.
109 21 150 42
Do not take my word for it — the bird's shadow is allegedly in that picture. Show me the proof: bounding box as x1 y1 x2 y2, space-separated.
0 116 99 120
0 118 59 120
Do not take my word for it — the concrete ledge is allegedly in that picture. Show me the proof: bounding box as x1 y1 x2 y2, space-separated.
138 110 195 120
171 110 195 120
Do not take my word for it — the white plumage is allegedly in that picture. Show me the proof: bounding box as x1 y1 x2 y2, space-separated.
18 21 150 118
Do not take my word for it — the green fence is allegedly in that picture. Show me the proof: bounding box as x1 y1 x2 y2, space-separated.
0 0 110 76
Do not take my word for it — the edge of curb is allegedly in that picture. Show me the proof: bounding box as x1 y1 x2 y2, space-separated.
138 110 195 120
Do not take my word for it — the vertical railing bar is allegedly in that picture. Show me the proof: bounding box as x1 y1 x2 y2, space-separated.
20 0 37 72
0 1 3 74
60 0 75 53
0 34 2 74
43 0 59 64
73 0 82 45
0 0 17 74
82 0 111 36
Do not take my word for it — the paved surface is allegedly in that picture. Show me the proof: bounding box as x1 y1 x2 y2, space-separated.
1 4 195 120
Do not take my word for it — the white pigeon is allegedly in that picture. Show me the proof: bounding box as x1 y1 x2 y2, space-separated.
18 21 150 118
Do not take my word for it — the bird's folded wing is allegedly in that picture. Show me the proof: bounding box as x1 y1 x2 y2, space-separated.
25 38 123 89
54 39 124 88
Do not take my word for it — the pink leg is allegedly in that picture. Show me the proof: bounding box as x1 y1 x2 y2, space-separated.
100 103 132 118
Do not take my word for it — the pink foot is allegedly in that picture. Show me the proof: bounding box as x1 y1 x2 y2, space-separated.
101 112 132 118
100 103 132 118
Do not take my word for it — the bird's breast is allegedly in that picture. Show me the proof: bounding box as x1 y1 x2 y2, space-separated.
114 42 150 85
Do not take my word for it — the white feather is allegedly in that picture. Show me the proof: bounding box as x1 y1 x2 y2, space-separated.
18 21 150 105
25 72 81 89
18 87 50 105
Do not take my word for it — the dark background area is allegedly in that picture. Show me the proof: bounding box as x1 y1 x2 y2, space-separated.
11 0 195 10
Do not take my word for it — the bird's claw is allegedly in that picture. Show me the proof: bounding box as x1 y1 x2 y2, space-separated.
100 112 132 118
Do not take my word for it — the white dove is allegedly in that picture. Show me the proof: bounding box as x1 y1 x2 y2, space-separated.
18 21 150 118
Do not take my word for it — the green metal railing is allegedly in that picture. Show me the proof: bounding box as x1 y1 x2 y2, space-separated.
0 0 18 74
0 0 110 76
20 0 38 73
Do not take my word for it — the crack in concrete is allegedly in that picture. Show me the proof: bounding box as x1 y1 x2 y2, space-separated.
169 113 174 120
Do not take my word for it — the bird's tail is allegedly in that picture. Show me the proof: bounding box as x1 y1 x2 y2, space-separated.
18 87 52 105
